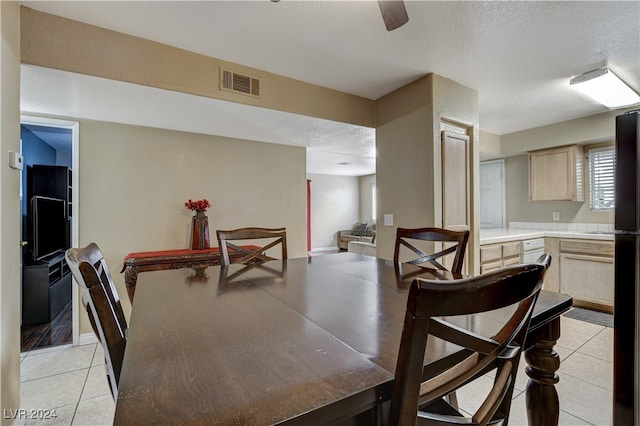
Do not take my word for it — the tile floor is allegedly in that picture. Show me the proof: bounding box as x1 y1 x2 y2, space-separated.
16 313 612 425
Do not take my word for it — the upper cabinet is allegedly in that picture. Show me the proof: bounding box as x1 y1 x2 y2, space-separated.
529 145 584 202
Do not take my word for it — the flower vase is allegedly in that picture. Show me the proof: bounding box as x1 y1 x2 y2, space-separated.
191 211 210 250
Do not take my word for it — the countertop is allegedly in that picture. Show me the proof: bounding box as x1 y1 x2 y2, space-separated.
479 228 615 245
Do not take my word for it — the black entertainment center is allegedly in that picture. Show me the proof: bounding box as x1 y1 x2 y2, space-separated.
22 165 73 326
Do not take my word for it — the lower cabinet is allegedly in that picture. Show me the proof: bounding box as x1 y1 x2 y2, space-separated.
22 253 72 325
558 239 614 313
480 241 521 273
480 237 614 313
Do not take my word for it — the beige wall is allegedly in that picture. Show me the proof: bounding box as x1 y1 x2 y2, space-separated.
20 7 374 129
1 1 22 420
359 174 376 224
307 174 360 249
505 152 614 224
479 130 501 159
500 108 635 156
76 120 307 332
17 7 365 335
375 74 479 270
376 76 435 259
495 108 628 225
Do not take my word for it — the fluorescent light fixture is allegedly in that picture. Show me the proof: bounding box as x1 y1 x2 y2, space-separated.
570 68 640 108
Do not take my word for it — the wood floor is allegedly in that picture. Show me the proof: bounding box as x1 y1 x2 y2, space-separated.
21 301 72 352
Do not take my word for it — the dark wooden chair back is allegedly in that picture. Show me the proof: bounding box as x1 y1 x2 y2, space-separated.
216 227 287 265
389 254 551 426
65 242 127 400
393 227 470 274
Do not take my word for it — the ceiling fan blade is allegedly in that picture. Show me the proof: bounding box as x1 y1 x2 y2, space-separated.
378 1 409 31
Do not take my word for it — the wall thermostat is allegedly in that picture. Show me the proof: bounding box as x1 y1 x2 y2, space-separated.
9 151 23 170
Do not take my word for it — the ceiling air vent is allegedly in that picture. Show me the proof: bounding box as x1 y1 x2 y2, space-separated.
220 69 260 97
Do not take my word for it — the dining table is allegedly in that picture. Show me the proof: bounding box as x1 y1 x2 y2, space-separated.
113 253 572 426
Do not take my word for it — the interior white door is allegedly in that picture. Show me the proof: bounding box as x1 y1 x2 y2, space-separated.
480 160 505 229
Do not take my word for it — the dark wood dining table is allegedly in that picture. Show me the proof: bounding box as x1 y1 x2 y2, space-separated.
114 253 572 426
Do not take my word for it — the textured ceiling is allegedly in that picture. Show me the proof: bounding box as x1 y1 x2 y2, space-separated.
19 1 640 175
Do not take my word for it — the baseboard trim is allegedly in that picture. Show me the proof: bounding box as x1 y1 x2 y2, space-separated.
78 332 98 346
309 247 339 253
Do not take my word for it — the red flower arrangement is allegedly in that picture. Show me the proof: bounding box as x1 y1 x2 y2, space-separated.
185 198 211 213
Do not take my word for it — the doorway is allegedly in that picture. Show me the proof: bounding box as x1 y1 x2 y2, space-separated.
479 160 505 229
19 116 79 352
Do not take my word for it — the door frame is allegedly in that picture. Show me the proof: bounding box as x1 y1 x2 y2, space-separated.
479 159 506 229
20 115 80 346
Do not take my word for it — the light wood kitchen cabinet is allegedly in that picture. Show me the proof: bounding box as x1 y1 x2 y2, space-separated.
441 131 470 231
559 239 614 313
529 145 584 202
543 238 560 292
480 241 521 273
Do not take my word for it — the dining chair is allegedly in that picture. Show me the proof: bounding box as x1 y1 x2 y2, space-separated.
393 227 470 274
65 242 127 400
216 227 287 265
388 254 551 426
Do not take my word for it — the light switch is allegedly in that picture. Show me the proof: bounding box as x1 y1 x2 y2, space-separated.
383 214 393 226
552 211 560 221
9 151 23 170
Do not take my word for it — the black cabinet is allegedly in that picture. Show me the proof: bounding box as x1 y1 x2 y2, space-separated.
22 253 72 325
22 164 73 325
26 165 72 252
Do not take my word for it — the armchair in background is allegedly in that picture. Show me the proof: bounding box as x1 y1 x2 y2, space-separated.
337 222 376 250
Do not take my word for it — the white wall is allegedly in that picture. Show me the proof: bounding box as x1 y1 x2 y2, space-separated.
308 174 360 250
73 119 307 334
359 174 376 223
505 152 614 224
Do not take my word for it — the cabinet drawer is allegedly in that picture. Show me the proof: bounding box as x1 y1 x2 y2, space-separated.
502 242 521 258
502 257 521 267
480 245 502 263
480 260 502 274
560 239 614 256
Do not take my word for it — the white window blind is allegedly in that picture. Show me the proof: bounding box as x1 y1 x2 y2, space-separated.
588 146 615 210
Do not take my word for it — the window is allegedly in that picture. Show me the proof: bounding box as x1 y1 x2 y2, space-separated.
588 146 615 210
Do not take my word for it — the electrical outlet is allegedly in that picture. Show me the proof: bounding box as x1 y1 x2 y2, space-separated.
552 211 560 221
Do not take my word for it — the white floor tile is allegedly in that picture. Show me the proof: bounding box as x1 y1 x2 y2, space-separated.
557 317 605 351
557 373 613 426
579 327 614 363
91 345 105 367
80 366 112 401
456 374 494 415
559 351 613 391
10 403 76 426
509 392 593 426
556 345 574 364
71 395 114 426
20 369 87 411
21 345 96 382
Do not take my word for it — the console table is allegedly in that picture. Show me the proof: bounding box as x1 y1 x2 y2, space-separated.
120 246 258 302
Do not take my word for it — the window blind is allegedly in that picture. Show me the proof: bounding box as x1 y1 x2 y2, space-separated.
588 146 615 210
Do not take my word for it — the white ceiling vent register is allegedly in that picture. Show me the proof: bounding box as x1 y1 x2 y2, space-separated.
220 68 260 98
